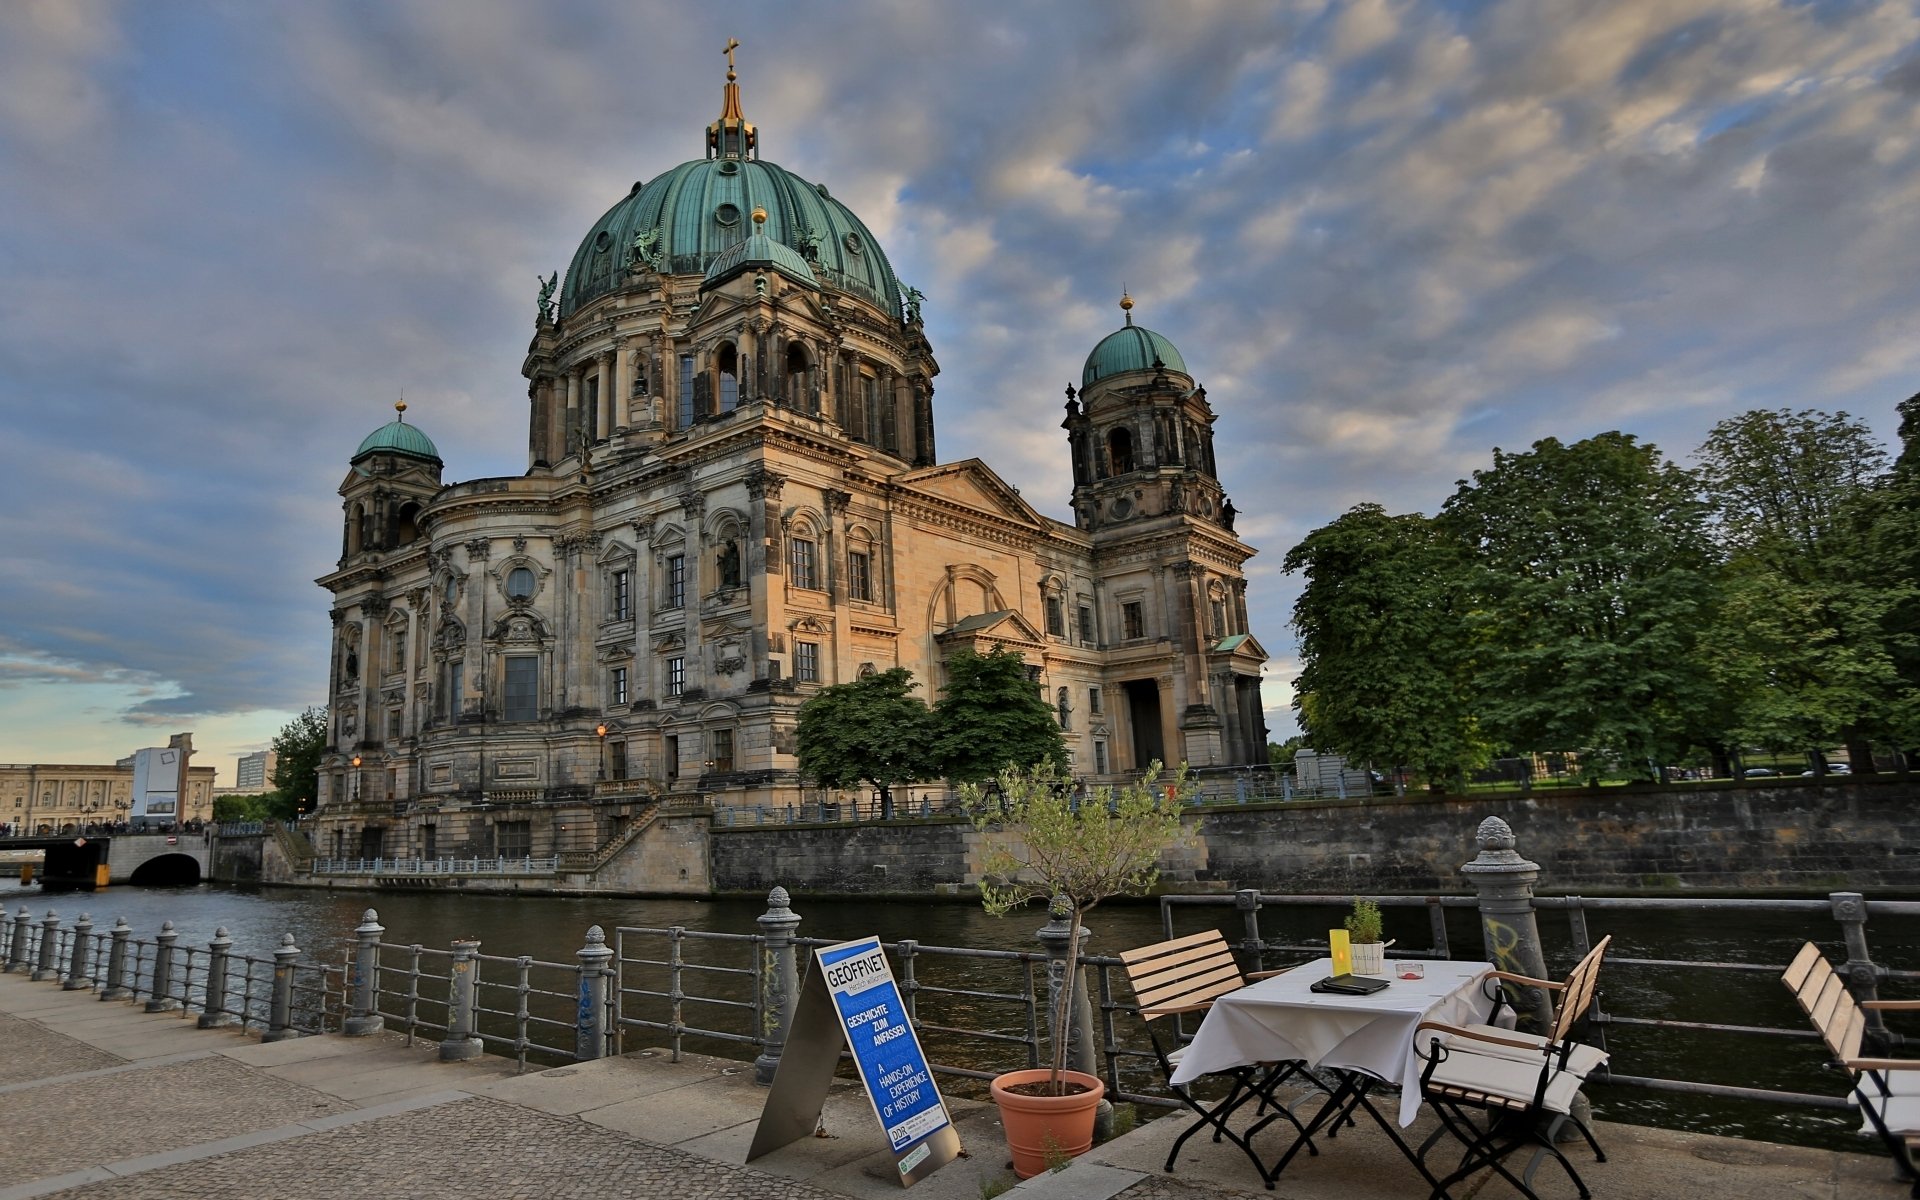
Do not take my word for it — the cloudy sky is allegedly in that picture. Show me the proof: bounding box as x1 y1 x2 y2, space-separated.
2 1 1917 783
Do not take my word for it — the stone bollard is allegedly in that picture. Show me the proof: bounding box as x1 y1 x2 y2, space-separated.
63 913 93 990
1037 894 1112 1141
146 921 183 1012
753 886 801 1085
1461 816 1552 1034
198 928 240 1028
262 933 301 1042
440 939 484 1061
575 925 614 1061
32 911 61 981
343 909 386 1036
6 907 30 973
99 918 132 1000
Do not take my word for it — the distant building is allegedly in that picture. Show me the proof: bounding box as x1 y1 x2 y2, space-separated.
235 750 276 792
1 758 216 832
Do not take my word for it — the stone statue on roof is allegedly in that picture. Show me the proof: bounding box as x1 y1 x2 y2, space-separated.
537 271 557 323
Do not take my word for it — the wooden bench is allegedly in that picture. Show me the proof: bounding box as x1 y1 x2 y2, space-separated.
1783 941 1920 1196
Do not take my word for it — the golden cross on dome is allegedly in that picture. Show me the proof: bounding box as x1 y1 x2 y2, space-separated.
724 37 740 78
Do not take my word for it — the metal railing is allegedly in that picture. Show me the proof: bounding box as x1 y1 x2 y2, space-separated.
2 906 342 1038
712 794 964 826
310 856 558 876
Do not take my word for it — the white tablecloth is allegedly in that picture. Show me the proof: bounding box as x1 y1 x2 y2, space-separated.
1167 957 1495 1126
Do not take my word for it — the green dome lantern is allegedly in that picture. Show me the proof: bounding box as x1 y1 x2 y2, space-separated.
1081 292 1188 390
354 401 441 464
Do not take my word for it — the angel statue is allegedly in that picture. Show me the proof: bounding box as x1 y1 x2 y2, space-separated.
901 284 926 325
628 228 660 272
536 271 558 324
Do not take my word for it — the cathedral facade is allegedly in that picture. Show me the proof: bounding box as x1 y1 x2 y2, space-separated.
311 61 1268 865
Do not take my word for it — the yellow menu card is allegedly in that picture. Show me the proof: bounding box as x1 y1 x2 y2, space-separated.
1329 928 1352 976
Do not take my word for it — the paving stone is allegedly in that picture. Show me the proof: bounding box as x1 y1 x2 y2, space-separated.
0 1011 123 1084
42 1097 854 1200
0 1055 350 1183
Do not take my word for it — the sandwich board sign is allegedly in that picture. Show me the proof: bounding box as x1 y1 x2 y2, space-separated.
748 936 961 1186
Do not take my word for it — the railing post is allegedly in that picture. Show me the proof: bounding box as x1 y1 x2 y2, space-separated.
752 886 801 1085
1461 815 1553 1033
1234 887 1264 958
1037 894 1112 1138
33 910 61 981
99 917 133 1000
62 913 93 990
146 921 183 1012
343 909 385 1036
1830 891 1896 1050
574 925 614 1061
6 906 29 972
199 927 239 1028
262 933 301 1042
440 938 484 1060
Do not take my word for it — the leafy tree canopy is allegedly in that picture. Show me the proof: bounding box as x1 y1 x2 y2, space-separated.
1695 407 1886 577
269 707 328 818
794 668 936 801
1439 433 1714 780
929 646 1068 784
1283 503 1488 789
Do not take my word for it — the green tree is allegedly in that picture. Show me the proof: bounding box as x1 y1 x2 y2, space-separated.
795 668 936 817
1282 503 1487 791
1440 433 1714 783
268 707 328 819
1861 392 1920 759
929 647 1068 785
1695 409 1906 768
1267 734 1306 770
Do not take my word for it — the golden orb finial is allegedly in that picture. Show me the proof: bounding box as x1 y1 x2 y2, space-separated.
751 205 767 227
1120 288 1134 325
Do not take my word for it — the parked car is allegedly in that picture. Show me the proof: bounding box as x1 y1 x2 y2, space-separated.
1742 768 1777 778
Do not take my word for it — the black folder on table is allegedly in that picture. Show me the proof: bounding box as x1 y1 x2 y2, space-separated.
1310 973 1392 996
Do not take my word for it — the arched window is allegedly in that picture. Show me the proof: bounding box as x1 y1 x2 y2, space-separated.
346 503 365 555
506 567 536 600
717 343 740 413
786 343 812 411
1107 427 1135 475
393 502 422 548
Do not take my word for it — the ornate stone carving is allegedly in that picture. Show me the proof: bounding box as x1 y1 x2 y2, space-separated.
512 536 528 553
361 595 390 617
746 466 786 501
465 538 491 560
631 518 655 543
822 488 852 516
678 490 707 518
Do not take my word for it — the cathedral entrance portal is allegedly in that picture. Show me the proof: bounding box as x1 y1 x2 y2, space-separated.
1122 680 1165 771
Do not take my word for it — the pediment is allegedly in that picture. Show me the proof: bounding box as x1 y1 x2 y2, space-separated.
896 459 1045 528
935 608 1046 651
1209 632 1270 666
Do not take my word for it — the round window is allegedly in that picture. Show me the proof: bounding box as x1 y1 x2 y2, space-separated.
594 230 612 251
443 577 457 607
715 203 741 226
1110 497 1133 520
815 183 831 198
843 232 863 254
506 567 536 599
718 160 739 176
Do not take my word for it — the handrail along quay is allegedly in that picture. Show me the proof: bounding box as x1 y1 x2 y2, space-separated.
1162 890 1920 1114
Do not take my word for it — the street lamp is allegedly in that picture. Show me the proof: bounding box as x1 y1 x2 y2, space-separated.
595 724 608 781
350 755 362 805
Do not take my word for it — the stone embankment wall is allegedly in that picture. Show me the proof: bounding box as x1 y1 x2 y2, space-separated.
709 778 1920 897
208 835 263 882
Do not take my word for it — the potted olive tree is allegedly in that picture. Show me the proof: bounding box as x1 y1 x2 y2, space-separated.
964 760 1193 1177
1346 897 1387 976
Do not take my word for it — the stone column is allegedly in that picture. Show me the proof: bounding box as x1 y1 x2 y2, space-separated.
146 921 182 1011
575 925 614 1061
62 913 92 990
6 906 29 972
603 349 620 434
344 909 385 1036
440 938 484 1060
560 370 577 454
32 910 60 981
199 927 240 1028
753 887 801 1084
262 933 301 1042
1461 815 1553 1033
99 917 132 1000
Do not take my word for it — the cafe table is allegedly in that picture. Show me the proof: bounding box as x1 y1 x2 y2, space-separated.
1167 957 1497 1188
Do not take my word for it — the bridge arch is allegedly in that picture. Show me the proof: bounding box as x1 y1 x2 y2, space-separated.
127 853 202 887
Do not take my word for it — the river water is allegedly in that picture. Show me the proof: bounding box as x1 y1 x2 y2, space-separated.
3 875 1913 1156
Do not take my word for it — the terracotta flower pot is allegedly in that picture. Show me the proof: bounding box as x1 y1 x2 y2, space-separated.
990 1067 1106 1178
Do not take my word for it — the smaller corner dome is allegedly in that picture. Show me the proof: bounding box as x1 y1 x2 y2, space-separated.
1082 325 1189 390
702 229 818 291
354 414 441 464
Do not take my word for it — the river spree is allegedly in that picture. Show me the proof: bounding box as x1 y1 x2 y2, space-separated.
4 876 1914 1156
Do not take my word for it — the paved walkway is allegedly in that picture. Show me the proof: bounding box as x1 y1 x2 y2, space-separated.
0 970 1906 1200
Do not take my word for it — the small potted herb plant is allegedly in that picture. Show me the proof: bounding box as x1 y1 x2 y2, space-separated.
1345 897 1387 976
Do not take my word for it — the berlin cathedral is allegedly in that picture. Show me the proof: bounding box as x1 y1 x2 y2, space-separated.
310 54 1269 868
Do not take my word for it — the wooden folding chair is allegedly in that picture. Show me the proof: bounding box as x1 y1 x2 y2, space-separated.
1783 942 1920 1195
1414 935 1613 1200
1118 929 1322 1189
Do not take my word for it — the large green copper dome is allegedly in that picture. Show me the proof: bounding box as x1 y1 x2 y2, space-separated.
561 157 901 319
354 409 440 463
1082 323 1188 390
